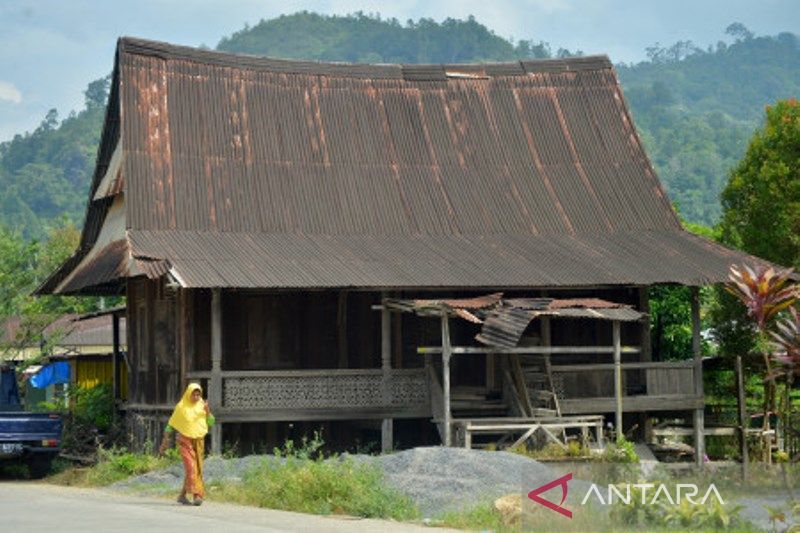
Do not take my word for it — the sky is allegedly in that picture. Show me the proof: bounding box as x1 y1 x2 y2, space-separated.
0 0 797 142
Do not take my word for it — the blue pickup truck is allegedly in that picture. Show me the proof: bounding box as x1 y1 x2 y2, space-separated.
1 366 62 478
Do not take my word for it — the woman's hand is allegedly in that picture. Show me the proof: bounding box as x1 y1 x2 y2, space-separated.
204 401 210 415
158 433 170 457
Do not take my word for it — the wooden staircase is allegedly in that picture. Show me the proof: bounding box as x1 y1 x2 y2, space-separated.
507 354 561 418
451 387 508 418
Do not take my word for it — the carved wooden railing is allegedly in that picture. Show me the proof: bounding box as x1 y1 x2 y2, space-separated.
185 368 431 421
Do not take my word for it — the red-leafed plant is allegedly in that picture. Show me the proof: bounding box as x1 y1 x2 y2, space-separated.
726 264 797 453
772 306 800 376
726 265 797 330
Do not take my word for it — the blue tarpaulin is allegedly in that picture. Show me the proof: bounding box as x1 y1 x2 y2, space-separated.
29 362 70 389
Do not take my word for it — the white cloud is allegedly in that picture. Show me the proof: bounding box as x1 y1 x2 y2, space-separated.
0 80 22 104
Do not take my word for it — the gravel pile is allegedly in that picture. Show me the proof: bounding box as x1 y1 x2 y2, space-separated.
111 446 555 517
112 454 274 491
352 446 556 516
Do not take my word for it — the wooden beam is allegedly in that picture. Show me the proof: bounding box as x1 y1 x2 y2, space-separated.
418 346 640 355
638 287 652 362
186 368 425 379
736 355 748 481
337 291 348 368
541 315 552 346
691 287 705 467
550 361 694 372
638 287 653 443
652 426 744 437
381 292 393 453
209 407 431 423
112 312 121 403
210 288 223 455
178 289 188 392
393 309 403 369
441 312 452 446
613 320 623 443
560 395 705 414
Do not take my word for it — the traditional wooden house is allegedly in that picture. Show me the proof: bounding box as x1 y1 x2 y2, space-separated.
38 38 778 461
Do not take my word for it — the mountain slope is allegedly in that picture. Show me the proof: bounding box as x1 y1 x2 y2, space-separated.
1 14 796 235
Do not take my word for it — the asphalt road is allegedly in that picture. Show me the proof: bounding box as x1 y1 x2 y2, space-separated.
0 482 454 532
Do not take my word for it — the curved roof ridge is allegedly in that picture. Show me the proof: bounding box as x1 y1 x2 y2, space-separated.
117 36 612 79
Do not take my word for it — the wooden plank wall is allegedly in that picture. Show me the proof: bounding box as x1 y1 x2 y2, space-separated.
219 291 383 371
126 278 180 405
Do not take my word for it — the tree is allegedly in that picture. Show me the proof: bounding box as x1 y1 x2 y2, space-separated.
0 221 101 357
719 99 800 269
84 75 111 110
711 100 800 366
726 22 754 42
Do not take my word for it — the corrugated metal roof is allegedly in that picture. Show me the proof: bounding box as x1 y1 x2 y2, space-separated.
384 294 642 348
125 229 773 289
39 37 784 294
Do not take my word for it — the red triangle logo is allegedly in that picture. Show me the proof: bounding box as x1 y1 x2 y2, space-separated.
527 472 573 518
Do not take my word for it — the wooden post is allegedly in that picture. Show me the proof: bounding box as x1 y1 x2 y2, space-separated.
337 291 348 369
441 312 452 447
691 286 705 467
638 287 653 443
381 293 393 453
177 289 188 392
210 288 223 455
541 316 552 347
736 355 748 481
613 320 623 443
112 311 121 403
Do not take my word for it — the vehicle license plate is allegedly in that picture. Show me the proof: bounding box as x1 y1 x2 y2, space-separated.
0 443 23 454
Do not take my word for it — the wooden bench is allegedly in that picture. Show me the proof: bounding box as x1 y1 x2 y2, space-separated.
448 415 605 450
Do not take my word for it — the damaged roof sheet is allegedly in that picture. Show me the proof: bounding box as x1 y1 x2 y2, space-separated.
384 293 642 348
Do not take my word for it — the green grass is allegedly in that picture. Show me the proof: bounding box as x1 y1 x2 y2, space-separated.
48 447 179 487
210 456 418 520
435 502 515 532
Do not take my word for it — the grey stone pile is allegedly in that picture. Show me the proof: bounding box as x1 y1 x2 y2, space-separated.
111 446 555 517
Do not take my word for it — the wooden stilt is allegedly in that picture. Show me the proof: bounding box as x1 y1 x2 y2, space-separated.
381 293 393 453
736 355 748 481
441 312 452 447
691 287 705 467
638 287 653 443
210 288 223 455
613 320 623 443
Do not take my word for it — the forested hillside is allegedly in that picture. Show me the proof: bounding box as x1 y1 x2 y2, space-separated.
217 12 565 62
1 13 797 236
0 77 108 237
618 26 800 223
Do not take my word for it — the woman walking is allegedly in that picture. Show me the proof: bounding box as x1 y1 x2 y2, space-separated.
159 383 215 506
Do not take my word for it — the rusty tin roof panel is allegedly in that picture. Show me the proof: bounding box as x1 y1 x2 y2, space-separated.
39 37 786 293
126 229 774 289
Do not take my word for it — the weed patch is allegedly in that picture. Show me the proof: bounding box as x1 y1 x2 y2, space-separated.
48 447 179 487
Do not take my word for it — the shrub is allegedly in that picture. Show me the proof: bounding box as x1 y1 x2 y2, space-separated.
72 383 113 432
601 438 639 463
213 436 418 520
49 447 178 487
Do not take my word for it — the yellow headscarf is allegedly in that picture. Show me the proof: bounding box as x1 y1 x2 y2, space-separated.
168 383 208 439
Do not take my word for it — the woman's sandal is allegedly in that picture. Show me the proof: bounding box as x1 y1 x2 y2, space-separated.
192 497 203 506
177 494 191 505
